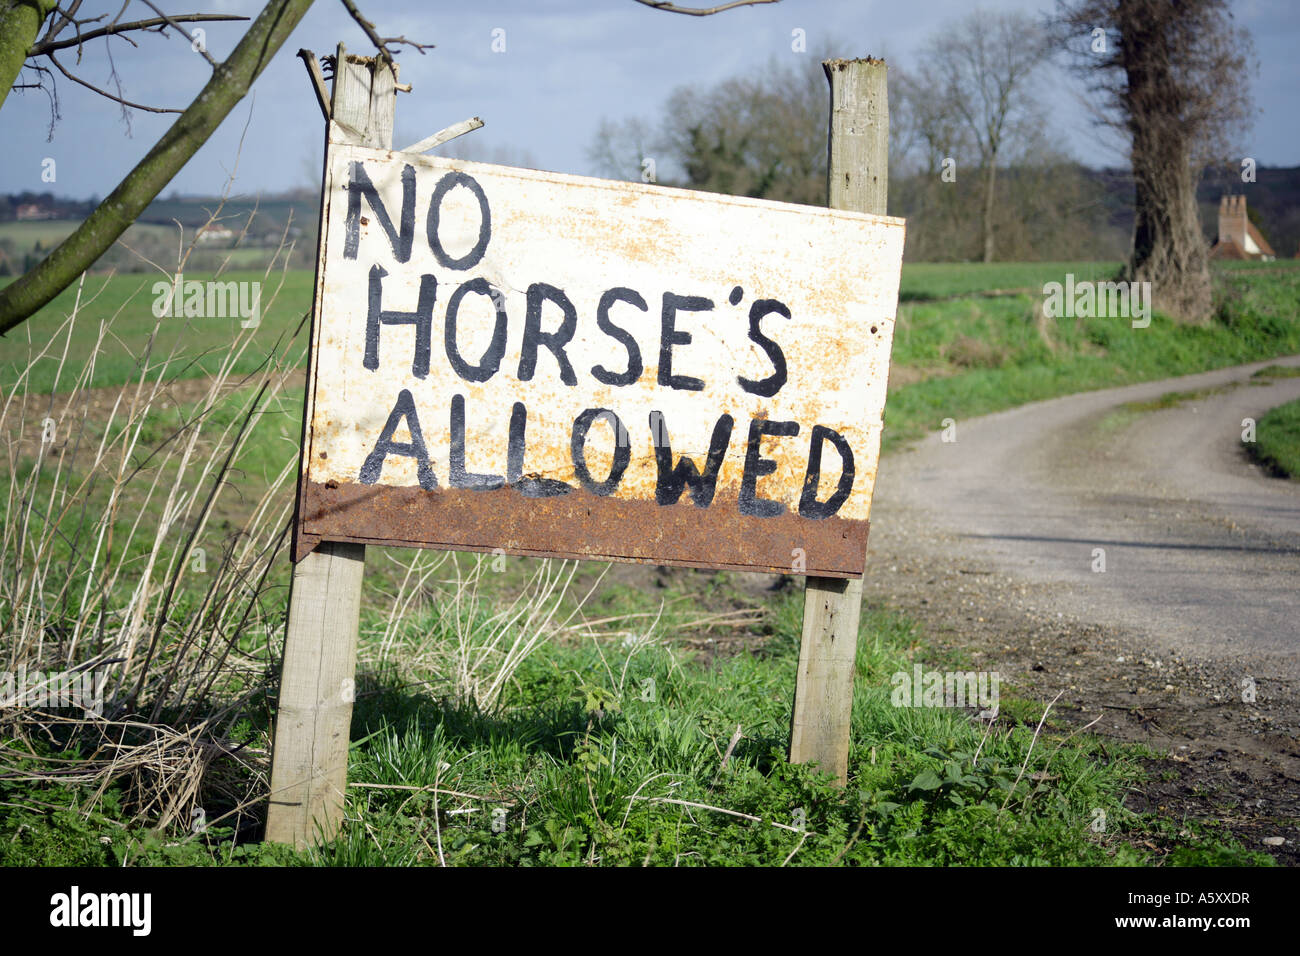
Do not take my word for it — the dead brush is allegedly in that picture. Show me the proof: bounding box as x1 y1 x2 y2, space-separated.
368 550 615 713
0 213 305 831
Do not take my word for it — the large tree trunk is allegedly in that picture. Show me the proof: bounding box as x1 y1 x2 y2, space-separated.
0 0 57 115
0 0 316 334
1121 3 1213 322
1129 124 1211 321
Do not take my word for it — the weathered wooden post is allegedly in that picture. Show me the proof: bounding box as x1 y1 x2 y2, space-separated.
266 46 393 847
789 57 889 785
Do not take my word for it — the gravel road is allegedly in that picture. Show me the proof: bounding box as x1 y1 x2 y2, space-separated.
860 355 1300 859
871 355 1300 674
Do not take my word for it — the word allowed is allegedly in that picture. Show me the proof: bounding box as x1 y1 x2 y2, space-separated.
362 392 854 518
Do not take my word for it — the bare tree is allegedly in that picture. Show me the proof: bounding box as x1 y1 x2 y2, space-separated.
1055 0 1257 321
592 41 1117 263
590 50 828 205
588 116 659 184
907 10 1053 262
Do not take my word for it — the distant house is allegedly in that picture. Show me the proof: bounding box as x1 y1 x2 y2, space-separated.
15 203 55 221
1210 195 1275 261
195 224 235 244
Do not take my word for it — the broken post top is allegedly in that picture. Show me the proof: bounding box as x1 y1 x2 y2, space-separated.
823 56 886 73
331 42 398 149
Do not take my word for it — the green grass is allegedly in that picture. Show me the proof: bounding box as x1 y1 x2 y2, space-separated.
0 591 1271 866
1251 397 1300 479
0 219 88 249
0 269 311 394
899 261 1124 300
0 219 178 263
884 261 1300 449
1252 364 1300 380
1119 386 1232 414
1095 385 1235 433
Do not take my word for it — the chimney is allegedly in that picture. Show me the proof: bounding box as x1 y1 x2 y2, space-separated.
1219 194 1247 247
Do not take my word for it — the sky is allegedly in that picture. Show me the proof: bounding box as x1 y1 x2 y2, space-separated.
4 0 1298 201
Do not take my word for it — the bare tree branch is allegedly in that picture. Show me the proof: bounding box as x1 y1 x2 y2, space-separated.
631 0 779 15
34 0 86 54
31 13 248 56
0 0 318 333
338 0 433 77
12 61 61 137
47 50 181 112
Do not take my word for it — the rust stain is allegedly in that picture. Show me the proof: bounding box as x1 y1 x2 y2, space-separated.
302 479 869 577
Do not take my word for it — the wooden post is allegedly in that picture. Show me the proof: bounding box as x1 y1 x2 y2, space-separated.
789 58 889 786
265 540 365 845
266 47 396 847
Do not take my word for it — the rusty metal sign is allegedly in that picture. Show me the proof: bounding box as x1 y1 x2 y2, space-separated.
294 136 905 576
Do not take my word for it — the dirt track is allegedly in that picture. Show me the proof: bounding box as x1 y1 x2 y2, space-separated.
863 355 1300 861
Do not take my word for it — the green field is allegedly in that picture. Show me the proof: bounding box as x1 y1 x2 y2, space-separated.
898 261 1124 300
0 219 178 260
0 269 312 393
884 259 1300 447
2 258 1296 866
0 219 87 248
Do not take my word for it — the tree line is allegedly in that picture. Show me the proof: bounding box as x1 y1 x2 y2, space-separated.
590 3 1259 320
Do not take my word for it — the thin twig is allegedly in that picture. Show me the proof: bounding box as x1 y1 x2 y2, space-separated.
710 723 743 786
135 1 218 67
627 795 809 833
431 762 446 866
780 830 808 866
338 0 434 76
971 712 997 768
830 803 869 864
349 781 513 804
631 0 780 15
1000 690 1063 813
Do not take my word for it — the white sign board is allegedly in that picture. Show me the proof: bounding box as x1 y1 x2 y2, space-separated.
295 136 905 576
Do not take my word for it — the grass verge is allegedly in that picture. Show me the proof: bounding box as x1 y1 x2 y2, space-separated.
884 262 1300 449
0 588 1273 866
1250 397 1300 480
